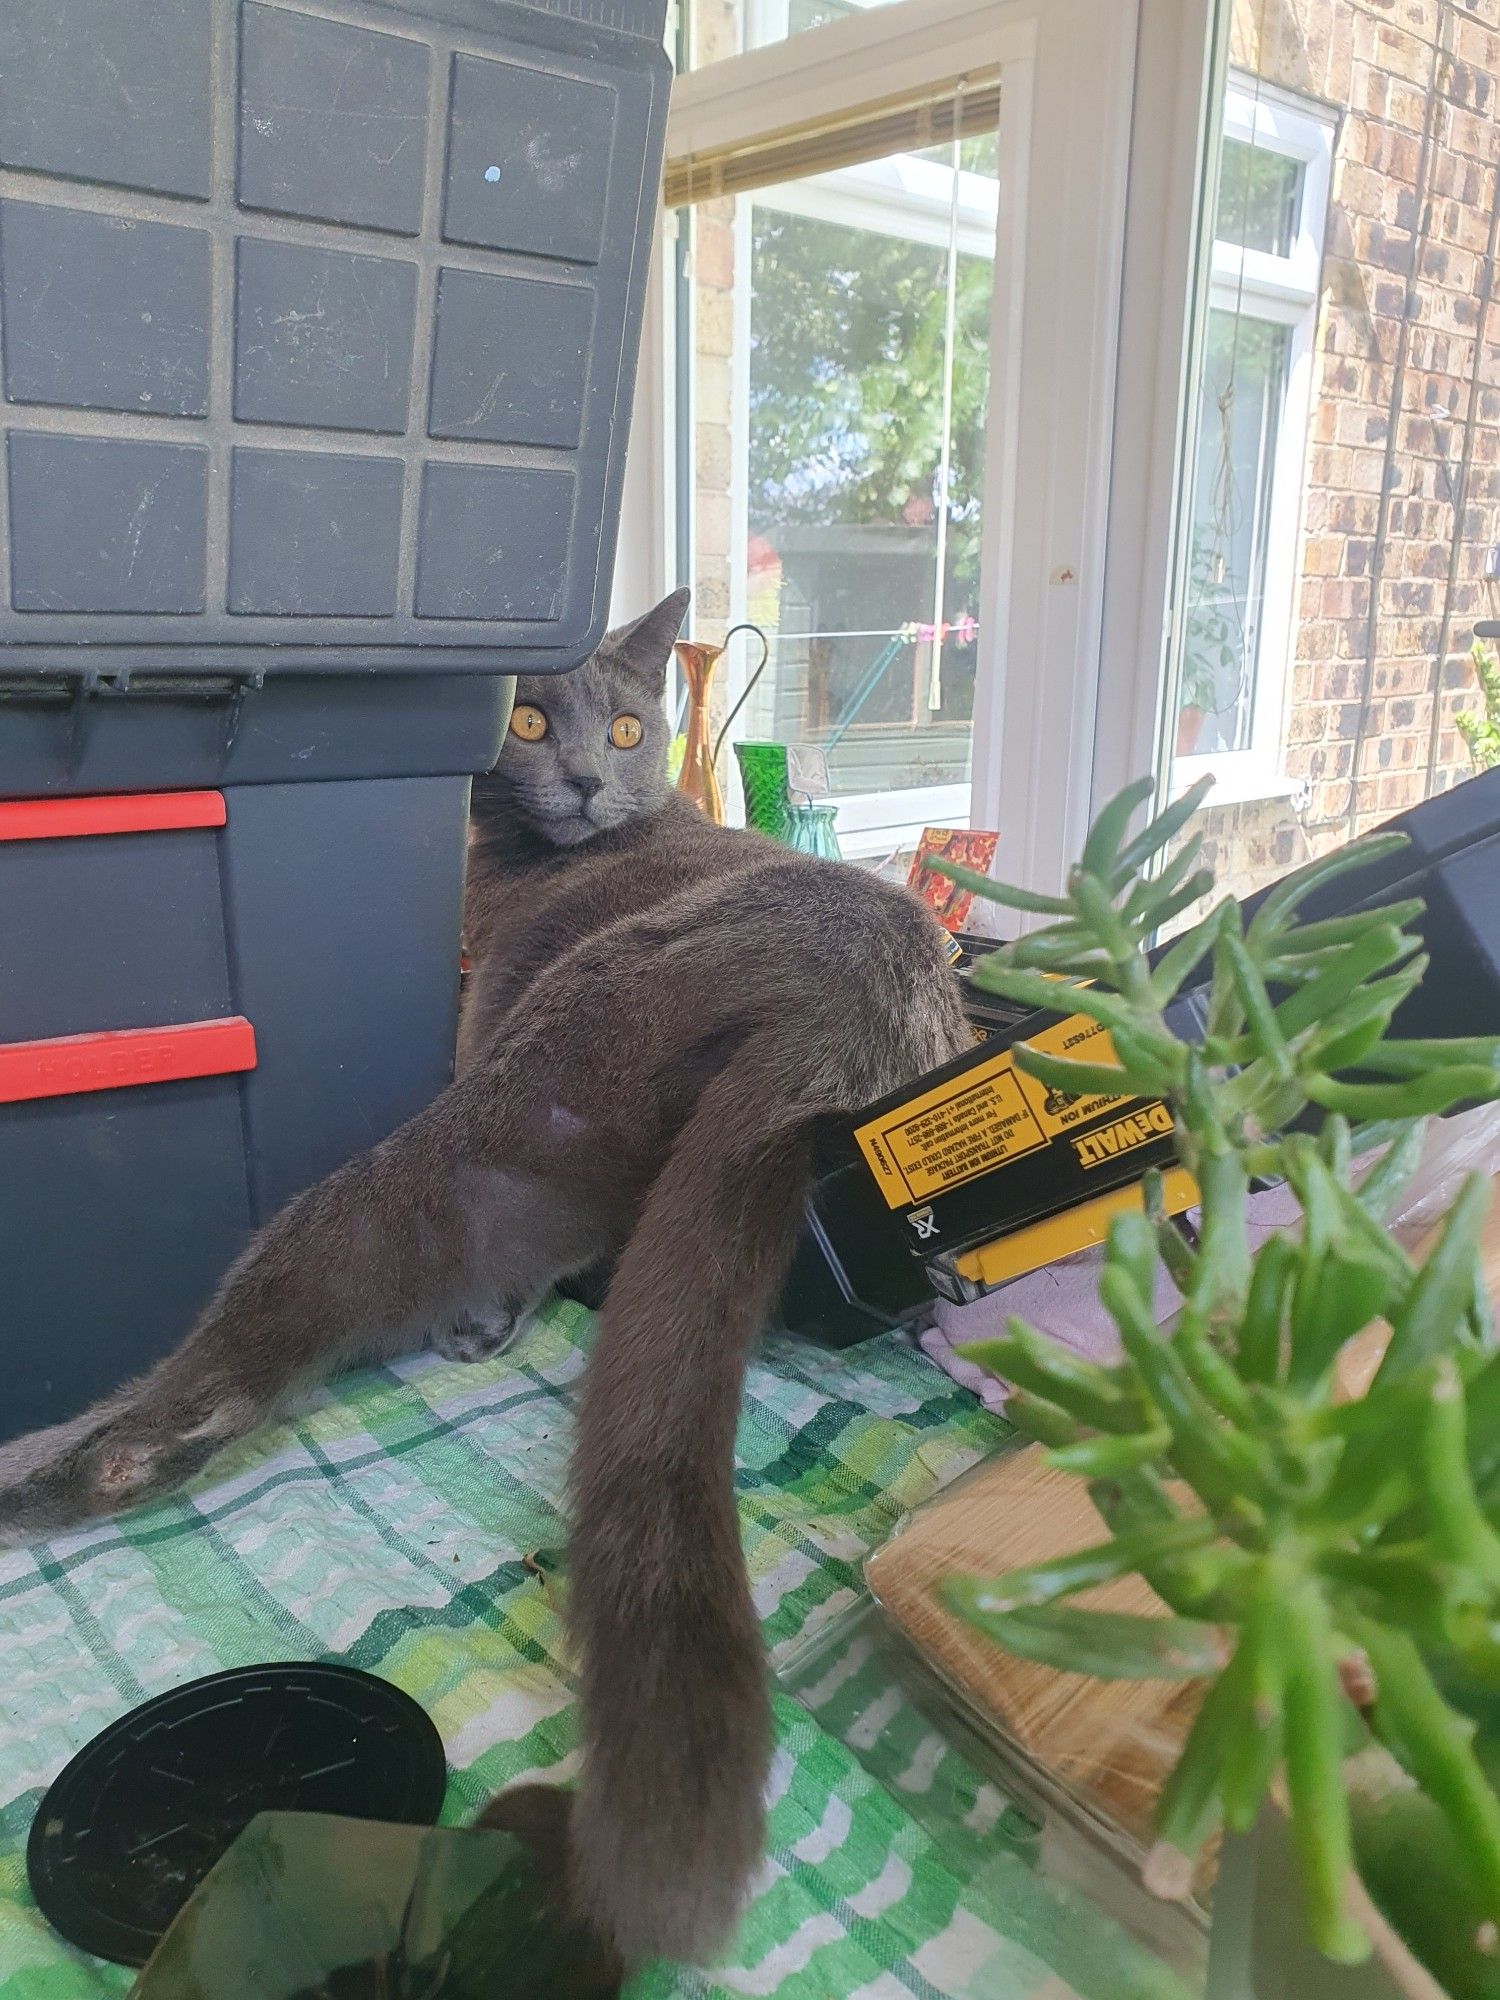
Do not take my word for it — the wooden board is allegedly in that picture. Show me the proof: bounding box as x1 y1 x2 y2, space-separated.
867 1448 1209 1872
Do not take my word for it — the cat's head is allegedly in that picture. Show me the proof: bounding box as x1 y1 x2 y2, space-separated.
491 587 691 846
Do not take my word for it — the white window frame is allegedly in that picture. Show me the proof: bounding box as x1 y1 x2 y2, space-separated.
611 225 678 634
1172 76 1335 807
618 0 1141 884
1091 0 1355 846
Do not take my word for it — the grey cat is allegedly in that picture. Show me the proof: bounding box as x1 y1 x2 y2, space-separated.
0 589 970 1970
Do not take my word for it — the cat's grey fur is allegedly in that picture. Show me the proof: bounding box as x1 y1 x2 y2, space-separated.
0 590 970 1968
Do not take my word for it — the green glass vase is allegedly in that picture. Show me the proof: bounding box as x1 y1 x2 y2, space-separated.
734 740 792 841
786 802 842 860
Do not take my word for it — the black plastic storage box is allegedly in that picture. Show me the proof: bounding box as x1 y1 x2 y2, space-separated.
0 0 670 1440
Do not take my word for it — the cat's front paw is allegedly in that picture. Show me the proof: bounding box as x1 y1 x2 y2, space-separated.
430 1305 524 1364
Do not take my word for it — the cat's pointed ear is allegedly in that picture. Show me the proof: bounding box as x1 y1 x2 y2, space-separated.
605 587 691 688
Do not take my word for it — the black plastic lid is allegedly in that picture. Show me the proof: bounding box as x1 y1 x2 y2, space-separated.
27 1662 447 1967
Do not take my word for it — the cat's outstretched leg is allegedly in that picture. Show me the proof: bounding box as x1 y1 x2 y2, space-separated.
0 1070 614 1546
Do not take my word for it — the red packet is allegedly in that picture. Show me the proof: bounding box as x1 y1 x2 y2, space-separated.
908 827 999 932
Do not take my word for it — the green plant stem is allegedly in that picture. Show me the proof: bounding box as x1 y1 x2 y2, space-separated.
1282 1582 1369 1963
1354 1617 1500 1926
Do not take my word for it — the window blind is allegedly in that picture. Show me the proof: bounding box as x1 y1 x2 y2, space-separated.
662 75 1001 208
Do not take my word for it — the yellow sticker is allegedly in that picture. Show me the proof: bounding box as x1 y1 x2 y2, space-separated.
853 1059 1049 1207
854 1008 1140 1209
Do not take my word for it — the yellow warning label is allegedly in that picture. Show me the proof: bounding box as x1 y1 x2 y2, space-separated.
1011 1014 1131 1139
1073 1102 1174 1168
854 1009 1133 1209
854 1063 1048 1207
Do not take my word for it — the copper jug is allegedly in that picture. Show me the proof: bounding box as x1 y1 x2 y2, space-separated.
673 638 727 824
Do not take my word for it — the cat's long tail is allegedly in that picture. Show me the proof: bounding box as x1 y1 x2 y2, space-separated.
562 1031 831 1968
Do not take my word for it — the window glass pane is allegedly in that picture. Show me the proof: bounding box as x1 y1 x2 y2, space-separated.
785 0 891 32
1180 309 1291 756
688 0 901 67
1159 19 1500 919
679 125 998 838
1214 136 1302 256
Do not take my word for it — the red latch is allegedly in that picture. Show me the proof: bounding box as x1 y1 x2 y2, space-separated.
0 792 227 842
0 1018 258 1105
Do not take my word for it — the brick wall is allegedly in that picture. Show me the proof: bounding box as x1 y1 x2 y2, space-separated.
1194 0 1500 896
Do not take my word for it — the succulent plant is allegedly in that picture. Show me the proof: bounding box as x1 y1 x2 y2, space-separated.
932 776 1500 1969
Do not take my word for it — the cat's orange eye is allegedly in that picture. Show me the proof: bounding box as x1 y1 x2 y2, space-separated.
509 704 548 742
610 714 644 750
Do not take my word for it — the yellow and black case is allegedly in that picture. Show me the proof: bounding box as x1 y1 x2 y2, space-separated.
781 764 1500 1348
778 991 1201 1348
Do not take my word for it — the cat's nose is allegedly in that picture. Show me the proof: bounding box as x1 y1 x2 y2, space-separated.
572 771 604 801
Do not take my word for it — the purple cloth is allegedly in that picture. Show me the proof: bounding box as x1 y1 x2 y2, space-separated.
920 1181 1303 1408
917 1100 1500 1411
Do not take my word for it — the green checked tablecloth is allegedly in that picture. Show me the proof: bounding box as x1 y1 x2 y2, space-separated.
0 1301 1193 2000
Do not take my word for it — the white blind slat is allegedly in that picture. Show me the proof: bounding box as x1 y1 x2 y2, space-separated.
663 77 1000 208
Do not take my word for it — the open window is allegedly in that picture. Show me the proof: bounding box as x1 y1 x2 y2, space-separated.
667 55 1001 853
614 0 1140 873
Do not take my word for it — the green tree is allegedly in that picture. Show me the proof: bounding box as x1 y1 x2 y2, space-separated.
747 207 991 593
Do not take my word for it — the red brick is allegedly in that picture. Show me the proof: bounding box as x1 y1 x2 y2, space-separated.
1435 198 1493 255
1446 106 1499 165
1322 578 1373 619
1368 126 1425 181
1305 740 1356 781
1321 356 1364 396
1344 538 1375 575
1454 13 1500 67
1444 58 1495 116
1338 402 1389 446
1288 702 1328 746
1304 534 1344 576
1308 444 1351 488
1329 492 1381 535
1314 660 1360 701
1386 80 1430 132
1298 618 1340 663
1313 779 1355 819
1378 771 1428 810
1355 215 1418 271
1348 66 1389 121
1349 448 1391 492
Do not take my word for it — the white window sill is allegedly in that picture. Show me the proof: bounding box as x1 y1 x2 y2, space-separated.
824 781 973 860
1170 757 1301 812
836 820 953 861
